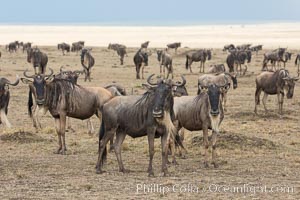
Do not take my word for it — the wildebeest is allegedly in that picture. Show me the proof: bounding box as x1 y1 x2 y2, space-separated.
27 47 48 75
236 44 251 51
262 48 286 71
141 41 150 48
254 69 299 115
295 54 300 76
0 76 19 128
226 50 251 75
278 52 292 68
207 64 226 74
250 45 263 55
167 42 181 54
173 78 227 168
71 41 84 54
22 42 32 53
81 48 95 82
58 43 70 55
104 84 127 96
223 44 235 52
21 69 110 154
198 73 237 111
185 49 212 73
134 48 149 79
108 43 127 65
96 75 186 176
8 41 19 53
157 49 173 78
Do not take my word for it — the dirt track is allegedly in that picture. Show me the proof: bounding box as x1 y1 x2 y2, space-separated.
0 46 299 199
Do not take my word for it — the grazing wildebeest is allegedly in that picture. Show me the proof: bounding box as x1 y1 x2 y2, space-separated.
167 42 181 54
21 69 110 154
8 41 18 53
262 48 286 71
173 78 227 168
134 48 149 79
207 64 226 74
250 45 263 55
27 47 48 75
223 44 235 52
71 41 84 54
57 43 70 55
22 42 32 53
108 43 127 51
96 75 186 176
295 54 300 76
81 48 95 82
141 41 150 48
0 76 19 128
198 73 237 112
157 49 173 78
254 69 299 115
226 50 251 75
185 49 212 73
236 44 251 51
108 43 127 65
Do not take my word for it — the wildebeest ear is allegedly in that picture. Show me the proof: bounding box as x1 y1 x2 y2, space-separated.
20 78 32 84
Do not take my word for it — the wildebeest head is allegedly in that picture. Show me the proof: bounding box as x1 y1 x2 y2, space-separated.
206 49 212 60
198 78 228 116
146 74 186 118
246 50 252 63
0 76 19 96
283 76 299 99
27 47 42 67
80 48 92 63
156 50 163 62
57 67 83 84
21 69 54 105
172 82 188 97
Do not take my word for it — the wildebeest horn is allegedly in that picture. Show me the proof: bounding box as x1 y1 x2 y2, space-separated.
5 75 20 86
44 68 54 78
172 75 186 86
147 74 157 86
74 70 84 75
23 69 35 78
220 77 229 88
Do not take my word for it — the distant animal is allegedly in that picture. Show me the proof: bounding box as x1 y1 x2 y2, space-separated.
223 44 235 52
167 42 181 53
27 47 48 74
58 43 70 55
141 41 150 48
173 78 228 168
295 54 300 76
8 41 18 53
157 49 173 78
134 48 149 79
254 69 299 115
96 75 186 176
278 52 292 68
207 64 226 74
226 50 251 75
22 42 32 53
236 44 251 51
71 41 84 53
185 49 212 73
262 48 286 71
0 76 19 128
21 69 112 155
108 43 127 65
249 45 263 55
81 48 95 82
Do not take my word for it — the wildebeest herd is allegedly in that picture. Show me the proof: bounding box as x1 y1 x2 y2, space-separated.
0 40 299 178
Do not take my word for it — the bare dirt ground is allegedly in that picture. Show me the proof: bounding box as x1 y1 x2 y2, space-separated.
0 46 299 200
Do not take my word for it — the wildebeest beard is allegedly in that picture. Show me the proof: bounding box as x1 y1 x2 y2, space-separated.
0 90 9 110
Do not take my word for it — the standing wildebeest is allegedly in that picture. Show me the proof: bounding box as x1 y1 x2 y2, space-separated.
198 73 237 112
8 41 18 53
22 42 32 53
96 75 185 176
223 44 235 52
71 41 84 54
167 42 181 54
21 70 108 154
0 76 19 128
278 52 292 68
254 69 299 115
108 43 127 65
134 48 149 79
173 78 227 168
81 48 95 82
250 45 263 55
207 64 226 74
27 47 48 75
141 41 150 48
57 43 70 55
295 54 300 76
236 44 251 51
185 49 212 73
262 48 286 71
157 49 173 78
226 50 251 75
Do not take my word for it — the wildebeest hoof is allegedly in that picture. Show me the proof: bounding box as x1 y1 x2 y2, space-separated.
212 162 219 168
148 171 155 177
54 148 62 154
204 162 209 168
172 160 179 165
120 168 130 173
96 169 105 174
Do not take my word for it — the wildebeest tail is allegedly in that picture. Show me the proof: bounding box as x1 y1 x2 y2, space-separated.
185 55 189 69
28 89 33 117
98 119 107 166
295 55 299 65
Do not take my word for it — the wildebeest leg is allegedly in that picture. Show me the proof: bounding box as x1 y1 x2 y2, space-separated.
109 136 114 152
87 119 94 134
54 118 62 154
120 55 124 65
136 64 141 79
34 67 37 75
254 87 262 114
203 125 209 168
278 92 284 115
0 109 11 128
67 117 75 132
147 128 155 177
262 92 268 113
60 115 67 155
141 63 145 79
223 92 227 112
114 129 127 173
211 130 218 168
189 61 193 73
161 131 169 176
34 105 42 131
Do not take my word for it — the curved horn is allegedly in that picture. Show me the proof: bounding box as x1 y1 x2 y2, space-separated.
23 69 35 78
172 75 186 86
6 75 20 86
220 76 229 87
147 74 157 86
44 68 54 78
